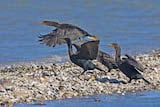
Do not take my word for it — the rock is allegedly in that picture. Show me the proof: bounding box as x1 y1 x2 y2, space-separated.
0 50 160 104
42 71 50 77
0 85 5 92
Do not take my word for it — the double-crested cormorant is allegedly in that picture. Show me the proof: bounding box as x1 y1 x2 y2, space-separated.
123 54 144 72
64 37 105 75
108 43 150 84
73 36 118 72
97 50 118 72
39 20 93 47
72 36 99 60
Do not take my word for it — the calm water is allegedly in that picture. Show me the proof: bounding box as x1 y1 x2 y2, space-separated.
14 90 160 107
0 0 160 64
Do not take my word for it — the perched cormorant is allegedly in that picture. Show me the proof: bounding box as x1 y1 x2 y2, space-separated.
39 20 93 47
73 36 118 72
108 43 150 84
64 37 105 75
123 54 144 72
97 50 118 72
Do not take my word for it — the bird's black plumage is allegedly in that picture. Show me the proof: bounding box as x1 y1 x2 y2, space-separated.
64 38 105 75
123 54 144 72
97 50 118 72
72 37 99 60
73 39 118 72
39 21 92 47
109 43 150 84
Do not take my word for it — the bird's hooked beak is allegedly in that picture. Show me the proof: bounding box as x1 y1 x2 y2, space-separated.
108 43 119 49
40 21 46 25
108 43 114 48
88 36 99 41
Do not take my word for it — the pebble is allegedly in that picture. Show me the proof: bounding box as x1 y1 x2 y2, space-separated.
0 85 6 92
0 50 159 106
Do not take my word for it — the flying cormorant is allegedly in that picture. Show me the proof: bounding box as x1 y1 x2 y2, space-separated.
39 20 93 47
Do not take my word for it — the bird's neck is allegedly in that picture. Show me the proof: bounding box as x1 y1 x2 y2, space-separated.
66 39 74 56
115 47 121 63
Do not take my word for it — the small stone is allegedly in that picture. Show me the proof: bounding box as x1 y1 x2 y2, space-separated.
0 50 159 104
42 71 50 77
0 85 5 92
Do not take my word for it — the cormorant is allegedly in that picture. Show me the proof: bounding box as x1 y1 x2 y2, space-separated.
123 54 144 72
64 37 105 75
73 36 118 72
39 20 93 47
72 36 99 60
108 43 150 84
97 51 118 72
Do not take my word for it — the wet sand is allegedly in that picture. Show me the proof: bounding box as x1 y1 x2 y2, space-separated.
0 50 159 106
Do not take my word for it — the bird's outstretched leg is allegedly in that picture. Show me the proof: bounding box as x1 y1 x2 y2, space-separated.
81 70 86 75
142 78 150 84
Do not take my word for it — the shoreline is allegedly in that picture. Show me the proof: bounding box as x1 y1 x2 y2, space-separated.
0 50 160 106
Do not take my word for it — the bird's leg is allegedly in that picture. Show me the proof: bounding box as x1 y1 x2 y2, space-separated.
81 70 86 75
78 70 87 78
142 78 150 84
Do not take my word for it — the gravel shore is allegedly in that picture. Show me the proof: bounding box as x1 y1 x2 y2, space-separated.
0 50 160 106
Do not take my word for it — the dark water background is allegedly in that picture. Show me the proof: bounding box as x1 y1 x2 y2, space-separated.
0 0 160 64
0 0 160 106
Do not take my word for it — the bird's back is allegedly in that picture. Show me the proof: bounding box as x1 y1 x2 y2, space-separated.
118 60 143 79
73 40 99 60
97 50 117 69
39 21 91 47
124 54 144 72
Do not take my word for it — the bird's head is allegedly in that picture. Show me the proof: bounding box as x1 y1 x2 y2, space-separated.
40 21 50 25
108 43 120 49
88 35 99 41
40 20 59 27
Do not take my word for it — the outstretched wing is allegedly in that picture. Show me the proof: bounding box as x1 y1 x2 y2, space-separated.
72 40 89 50
39 32 66 47
81 40 99 60
39 21 91 47
72 40 99 60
